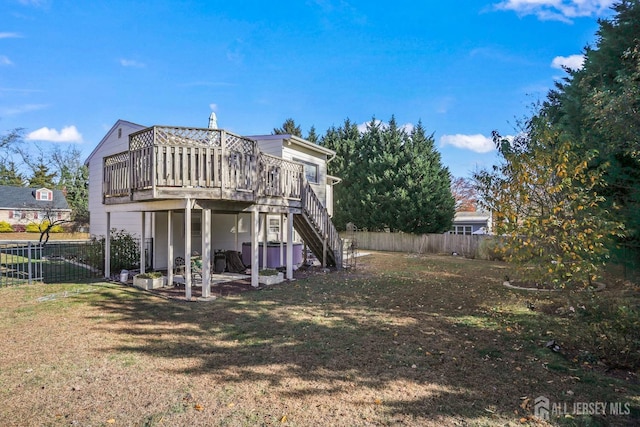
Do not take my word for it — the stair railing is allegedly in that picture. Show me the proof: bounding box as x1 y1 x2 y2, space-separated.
300 180 343 267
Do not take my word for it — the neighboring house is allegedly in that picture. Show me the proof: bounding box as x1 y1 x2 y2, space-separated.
85 118 342 298
450 211 492 235
0 185 72 232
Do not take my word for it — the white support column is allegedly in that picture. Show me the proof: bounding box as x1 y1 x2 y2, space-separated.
322 235 327 269
167 210 173 287
202 208 211 298
286 212 293 279
185 199 192 300
279 213 284 268
140 212 146 274
235 214 239 251
105 212 111 279
251 209 259 288
261 213 268 269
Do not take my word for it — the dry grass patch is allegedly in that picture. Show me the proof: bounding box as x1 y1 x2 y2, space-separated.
0 251 638 426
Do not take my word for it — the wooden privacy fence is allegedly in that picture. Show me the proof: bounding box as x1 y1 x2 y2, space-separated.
343 231 493 260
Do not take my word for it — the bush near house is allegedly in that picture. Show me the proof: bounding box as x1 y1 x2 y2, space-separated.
25 221 64 233
0 221 13 232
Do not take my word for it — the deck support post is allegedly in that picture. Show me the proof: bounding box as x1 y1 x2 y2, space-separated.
202 208 211 298
235 214 239 251
251 209 259 288
261 213 268 268
286 212 293 279
185 198 192 300
279 213 284 269
322 235 327 269
167 210 173 287
140 212 146 274
105 212 111 279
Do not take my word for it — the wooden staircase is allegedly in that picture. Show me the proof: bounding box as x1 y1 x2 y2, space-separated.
294 181 343 268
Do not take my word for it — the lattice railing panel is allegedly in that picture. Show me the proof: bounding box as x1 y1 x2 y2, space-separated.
104 151 129 166
129 129 155 150
153 127 222 148
225 133 255 154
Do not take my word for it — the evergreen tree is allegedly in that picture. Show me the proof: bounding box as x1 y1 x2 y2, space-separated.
273 118 303 137
322 117 454 233
306 125 319 143
0 162 25 186
66 165 89 224
28 163 57 188
541 0 640 261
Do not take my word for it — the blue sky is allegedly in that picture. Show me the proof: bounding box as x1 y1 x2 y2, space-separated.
1 0 616 179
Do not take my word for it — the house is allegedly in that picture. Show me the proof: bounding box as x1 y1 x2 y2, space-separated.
85 118 342 299
450 211 492 235
0 185 72 232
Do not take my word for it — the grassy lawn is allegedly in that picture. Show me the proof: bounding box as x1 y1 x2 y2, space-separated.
0 251 637 426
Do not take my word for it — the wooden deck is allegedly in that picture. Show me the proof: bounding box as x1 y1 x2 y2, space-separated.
103 126 303 205
102 125 342 267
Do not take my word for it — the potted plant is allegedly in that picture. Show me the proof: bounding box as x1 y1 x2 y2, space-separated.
258 268 285 286
133 271 164 290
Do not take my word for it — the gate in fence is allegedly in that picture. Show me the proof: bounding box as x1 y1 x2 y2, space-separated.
0 239 153 286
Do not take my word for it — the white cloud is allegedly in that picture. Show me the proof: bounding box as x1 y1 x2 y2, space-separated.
494 0 615 22
0 55 12 65
0 103 48 116
440 134 495 153
0 32 22 39
27 125 83 143
119 58 145 68
209 103 218 111
551 54 584 70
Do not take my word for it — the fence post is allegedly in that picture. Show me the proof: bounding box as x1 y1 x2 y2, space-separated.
27 242 32 285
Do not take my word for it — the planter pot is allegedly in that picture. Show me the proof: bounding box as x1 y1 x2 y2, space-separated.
133 276 164 290
258 272 284 286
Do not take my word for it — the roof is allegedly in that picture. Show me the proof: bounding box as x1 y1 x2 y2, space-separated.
0 186 71 210
453 211 491 224
84 119 145 166
247 134 336 157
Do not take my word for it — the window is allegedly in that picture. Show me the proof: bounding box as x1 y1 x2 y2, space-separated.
293 157 319 184
268 218 280 234
35 188 53 201
450 225 472 235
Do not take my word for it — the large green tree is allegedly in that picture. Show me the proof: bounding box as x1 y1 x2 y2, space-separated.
0 162 25 186
322 116 455 233
542 0 640 262
28 163 57 188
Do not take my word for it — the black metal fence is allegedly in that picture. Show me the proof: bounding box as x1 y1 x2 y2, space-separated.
0 239 153 286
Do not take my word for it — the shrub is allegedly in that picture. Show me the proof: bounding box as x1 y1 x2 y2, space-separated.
571 294 640 370
25 221 64 233
135 271 162 279
0 221 13 232
85 229 141 274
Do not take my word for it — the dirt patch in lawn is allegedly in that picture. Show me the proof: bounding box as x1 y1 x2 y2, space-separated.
0 251 637 426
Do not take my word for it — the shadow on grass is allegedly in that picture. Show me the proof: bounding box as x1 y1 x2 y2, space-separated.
81 253 639 424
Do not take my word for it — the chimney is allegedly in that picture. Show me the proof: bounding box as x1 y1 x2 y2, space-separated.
208 112 218 129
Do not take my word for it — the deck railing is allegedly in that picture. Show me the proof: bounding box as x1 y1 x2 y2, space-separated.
103 126 304 201
257 152 303 199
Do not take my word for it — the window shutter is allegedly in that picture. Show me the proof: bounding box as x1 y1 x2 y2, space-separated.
9 211 13 219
